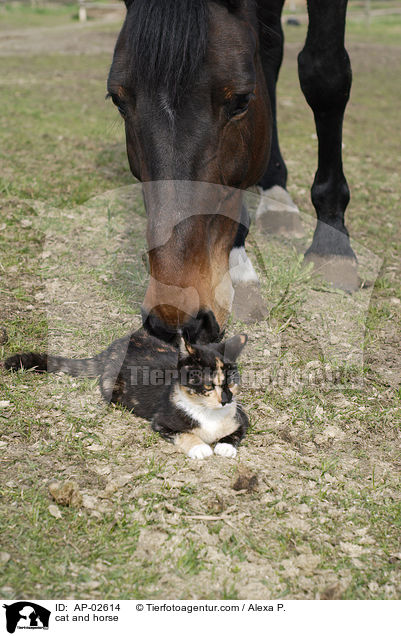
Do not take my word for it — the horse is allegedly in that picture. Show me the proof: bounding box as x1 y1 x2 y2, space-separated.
107 0 354 344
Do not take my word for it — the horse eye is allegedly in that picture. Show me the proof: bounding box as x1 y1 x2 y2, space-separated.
108 93 127 118
225 93 254 120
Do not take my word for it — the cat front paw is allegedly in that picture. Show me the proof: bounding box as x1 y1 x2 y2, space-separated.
214 443 237 458
188 443 213 460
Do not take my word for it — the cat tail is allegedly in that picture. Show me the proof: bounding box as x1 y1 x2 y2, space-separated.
4 352 102 377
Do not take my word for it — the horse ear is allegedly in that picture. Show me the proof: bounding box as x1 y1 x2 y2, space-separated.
123 0 133 8
218 334 248 361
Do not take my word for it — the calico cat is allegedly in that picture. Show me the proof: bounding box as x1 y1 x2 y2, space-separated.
4 330 249 459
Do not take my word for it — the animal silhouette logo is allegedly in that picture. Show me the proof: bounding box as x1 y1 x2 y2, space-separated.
3 602 51 633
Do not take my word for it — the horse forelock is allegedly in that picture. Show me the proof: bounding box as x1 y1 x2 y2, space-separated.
125 0 243 107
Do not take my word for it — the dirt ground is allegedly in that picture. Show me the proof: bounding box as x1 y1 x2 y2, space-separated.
0 13 400 600
0 21 120 57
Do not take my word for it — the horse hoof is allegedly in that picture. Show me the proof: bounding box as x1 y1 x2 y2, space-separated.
304 253 362 292
232 282 267 323
256 185 304 238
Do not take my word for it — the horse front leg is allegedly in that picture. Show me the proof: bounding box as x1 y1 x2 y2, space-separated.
229 204 267 323
255 0 304 238
298 0 358 291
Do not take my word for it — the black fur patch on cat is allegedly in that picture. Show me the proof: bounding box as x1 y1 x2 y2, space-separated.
4 329 249 457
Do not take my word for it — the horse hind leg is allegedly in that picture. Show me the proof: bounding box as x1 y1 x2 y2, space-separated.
298 0 359 291
255 184 304 238
256 0 304 238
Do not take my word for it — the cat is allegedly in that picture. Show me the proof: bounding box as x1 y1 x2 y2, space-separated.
4 329 249 459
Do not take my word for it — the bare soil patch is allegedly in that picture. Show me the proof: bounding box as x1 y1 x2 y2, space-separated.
1 19 400 600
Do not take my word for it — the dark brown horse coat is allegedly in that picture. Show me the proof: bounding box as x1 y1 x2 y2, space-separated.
108 0 353 342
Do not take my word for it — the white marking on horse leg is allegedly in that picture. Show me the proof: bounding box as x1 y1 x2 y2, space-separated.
229 247 259 285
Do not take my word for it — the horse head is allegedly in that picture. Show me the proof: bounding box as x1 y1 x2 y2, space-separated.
108 0 271 342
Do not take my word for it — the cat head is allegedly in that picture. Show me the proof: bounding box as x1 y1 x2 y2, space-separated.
177 333 247 408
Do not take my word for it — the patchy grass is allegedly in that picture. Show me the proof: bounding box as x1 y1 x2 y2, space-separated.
0 10 401 600
0 2 79 29
284 12 401 47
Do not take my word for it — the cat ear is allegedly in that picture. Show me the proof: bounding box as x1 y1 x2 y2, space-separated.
219 334 248 361
182 309 222 345
178 335 196 359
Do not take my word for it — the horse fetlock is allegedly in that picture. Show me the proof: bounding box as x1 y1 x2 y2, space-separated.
311 178 350 216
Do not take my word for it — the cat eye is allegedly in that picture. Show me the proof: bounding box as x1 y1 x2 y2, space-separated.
225 92 254 120
204 384 213 391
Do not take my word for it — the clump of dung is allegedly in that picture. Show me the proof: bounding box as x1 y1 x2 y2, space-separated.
232 468 259 492
49 480 83 507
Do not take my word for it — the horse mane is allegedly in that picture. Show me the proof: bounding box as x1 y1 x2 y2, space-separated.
126 0 242 107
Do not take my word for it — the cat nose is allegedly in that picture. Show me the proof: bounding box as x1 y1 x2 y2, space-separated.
221 390 232 405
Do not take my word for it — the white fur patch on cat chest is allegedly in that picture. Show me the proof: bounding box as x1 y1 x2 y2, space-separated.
175 388 238 444
197 404 238 444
